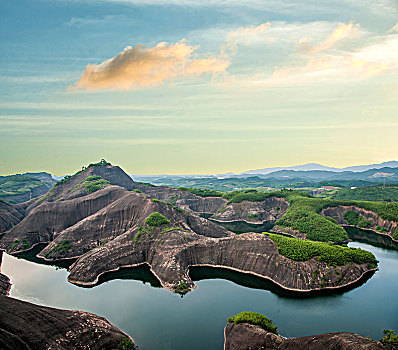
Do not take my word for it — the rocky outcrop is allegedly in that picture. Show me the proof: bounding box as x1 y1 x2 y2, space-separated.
0 251 11 296
0 295 134 350
224 322 387 350
321 206 397 239
210 197 289 224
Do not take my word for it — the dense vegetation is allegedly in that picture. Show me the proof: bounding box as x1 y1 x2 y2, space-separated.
343 210 373 228
266 233 377 267
330 185 398 202
84 177 110 193
118 336 135 349
145 212 170 227
381 329 398 344
228 311 278 334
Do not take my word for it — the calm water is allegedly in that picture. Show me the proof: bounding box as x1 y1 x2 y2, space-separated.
2 242 398 350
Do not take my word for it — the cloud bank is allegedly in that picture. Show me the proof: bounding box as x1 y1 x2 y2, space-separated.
74 40 229 90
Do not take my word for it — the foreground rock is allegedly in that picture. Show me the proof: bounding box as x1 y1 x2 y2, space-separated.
0 250 135 350
0 295 135 350
224 322 387 350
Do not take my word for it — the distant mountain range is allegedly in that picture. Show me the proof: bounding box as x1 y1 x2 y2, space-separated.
131 161 398 179
239 161 398 175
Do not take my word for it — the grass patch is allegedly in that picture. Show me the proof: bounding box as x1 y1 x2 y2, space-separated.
85 175 102 182
118 336 135 349
45 239 72 257
265 233 377 267
133 189 143 193
247 213 258 219
228 311 278 334
85 179 110 193
145 212 170 227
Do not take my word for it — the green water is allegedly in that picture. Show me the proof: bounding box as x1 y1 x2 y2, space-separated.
2 241 397 349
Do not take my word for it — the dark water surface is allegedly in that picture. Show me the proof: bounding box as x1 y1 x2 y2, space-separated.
2 241 398 350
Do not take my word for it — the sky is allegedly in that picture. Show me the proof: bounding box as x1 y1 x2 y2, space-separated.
1 0 397 176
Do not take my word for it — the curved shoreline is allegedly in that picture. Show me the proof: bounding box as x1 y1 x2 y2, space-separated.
67 259 376 296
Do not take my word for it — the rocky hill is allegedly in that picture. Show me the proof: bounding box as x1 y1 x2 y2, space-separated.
0 162 380 294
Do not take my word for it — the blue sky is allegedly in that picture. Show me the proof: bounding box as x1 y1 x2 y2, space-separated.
1 0 397 175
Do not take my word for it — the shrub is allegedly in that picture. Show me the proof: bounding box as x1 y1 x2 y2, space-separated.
10 239 20 252
133 189 143 193
52 239 72 255
228 311 278 334
85 175 102 182
381 329 398 344
85 179 110 193
265 233 377 267
145 212 170 227
118 336 135 349
248 213 258 219
174 282 190 294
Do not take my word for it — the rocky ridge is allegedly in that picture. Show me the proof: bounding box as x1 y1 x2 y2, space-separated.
0 163 378 294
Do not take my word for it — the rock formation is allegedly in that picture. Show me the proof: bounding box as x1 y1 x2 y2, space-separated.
224 322 387 350
210 196 288 224
0 163 378 294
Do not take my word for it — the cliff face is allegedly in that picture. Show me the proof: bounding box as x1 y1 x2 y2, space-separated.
0 201 25 234
210 197 289 223
138 186 227 214
321 206 397 238
224 323 386 350
0 295 134 350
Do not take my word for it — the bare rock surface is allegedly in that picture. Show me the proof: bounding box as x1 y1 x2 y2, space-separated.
0 201 25 234
211 197 288 224
0 295 134 350
224 323 386 350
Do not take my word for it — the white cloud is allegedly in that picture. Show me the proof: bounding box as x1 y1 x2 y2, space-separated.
73 40 229 90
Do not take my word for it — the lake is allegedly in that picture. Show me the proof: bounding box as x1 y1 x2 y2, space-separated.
2 241 398 350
